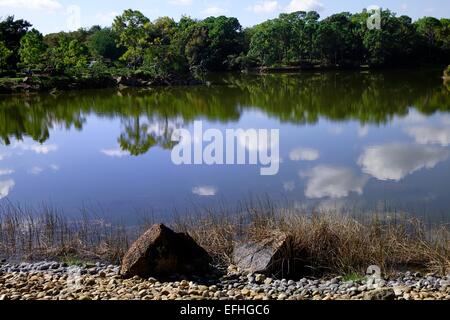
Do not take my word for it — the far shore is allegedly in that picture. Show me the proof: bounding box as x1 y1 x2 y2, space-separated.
1 64 448 95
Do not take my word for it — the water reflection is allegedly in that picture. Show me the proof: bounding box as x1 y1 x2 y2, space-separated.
405 125 450 146
301 166 369 199
358 143 449 181
0 179 14 199
1 69 449 148
0 69 449 218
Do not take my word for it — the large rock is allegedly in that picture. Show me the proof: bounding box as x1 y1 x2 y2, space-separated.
120 224 211 278
233 233 307 278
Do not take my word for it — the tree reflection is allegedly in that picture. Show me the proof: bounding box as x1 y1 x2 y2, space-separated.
118 115 156 156
0 69 449 156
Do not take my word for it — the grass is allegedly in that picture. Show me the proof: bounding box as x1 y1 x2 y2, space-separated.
0 200 449 278
342 272 366 282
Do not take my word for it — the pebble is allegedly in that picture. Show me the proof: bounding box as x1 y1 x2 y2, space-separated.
0 261 448 300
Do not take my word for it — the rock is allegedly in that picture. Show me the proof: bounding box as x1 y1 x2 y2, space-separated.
363 288 396 300
120 224 212 278
255 274 266 283
233 232 306 278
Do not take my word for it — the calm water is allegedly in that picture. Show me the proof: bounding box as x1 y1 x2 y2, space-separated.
1 69 450 220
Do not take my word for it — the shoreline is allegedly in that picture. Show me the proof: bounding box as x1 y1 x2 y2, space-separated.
0 73 201 94
0 261 448 300
1 65 447 95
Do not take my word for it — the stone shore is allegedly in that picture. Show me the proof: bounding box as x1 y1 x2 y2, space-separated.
0 261 449 300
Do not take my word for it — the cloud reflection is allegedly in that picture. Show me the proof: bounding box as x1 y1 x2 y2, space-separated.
0 179 15 199
0 169 14 176
14 142 58 154
358 143 449 181
101 148 129 158
192 185 218 196
405 125 450 146
301 165 369 199
283 181 295 192
29 166 43 175
289 147 319 161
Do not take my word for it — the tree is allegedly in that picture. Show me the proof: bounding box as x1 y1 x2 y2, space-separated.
203 16 244 70
112 9 151 68
87 27 124 61
47 36 89 74
0 41 12 72
0 16 31 68
184 24 211 71
19 29 47 70
183 16 244 71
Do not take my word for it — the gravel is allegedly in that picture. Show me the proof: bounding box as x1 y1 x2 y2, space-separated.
0 261 449 300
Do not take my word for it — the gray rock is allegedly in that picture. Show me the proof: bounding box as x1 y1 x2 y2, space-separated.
233 233 307 278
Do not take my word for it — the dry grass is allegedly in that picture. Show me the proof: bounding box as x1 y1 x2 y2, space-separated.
0 202 129 264
0 200 449 277
173 203 450 277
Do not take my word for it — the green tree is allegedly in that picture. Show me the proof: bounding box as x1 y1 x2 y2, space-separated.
87 27 124 61
47 36 89 74
0 41 12 72
19 29 47 70
112 9 151 68
0 16 31 68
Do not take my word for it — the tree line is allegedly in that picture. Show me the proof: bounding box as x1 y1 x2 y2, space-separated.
0 8 449 79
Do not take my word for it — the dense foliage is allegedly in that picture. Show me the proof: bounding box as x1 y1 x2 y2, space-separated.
0 9 449 79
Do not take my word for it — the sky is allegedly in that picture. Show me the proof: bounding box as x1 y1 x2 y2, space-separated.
0 0 449 34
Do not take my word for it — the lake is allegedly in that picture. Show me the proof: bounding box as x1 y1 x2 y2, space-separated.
1 68 450 222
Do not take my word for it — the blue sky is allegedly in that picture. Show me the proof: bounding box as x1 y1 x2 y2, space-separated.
0 0 449 34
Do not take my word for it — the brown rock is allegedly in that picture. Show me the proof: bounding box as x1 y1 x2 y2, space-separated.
233 232 307 278
120 224 211 278
363 288 396 300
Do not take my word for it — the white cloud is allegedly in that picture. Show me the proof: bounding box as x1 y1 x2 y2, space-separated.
358 143 449 181
358 125 369 138
289 147 319 161
0 153 9 161
101 148 129 158
399 110 428 124
169 0 192 5
301 165 368 199
0 0 62 11
13 142 58 154
192 185 218 196
95 11 118 25
247 1 279 14
283 181 295 192
201 6 228 16
0 179 15 199
49 164 60 171
0 169 14 176
405 125 450 146
286 0 324 13
29 166 43 175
